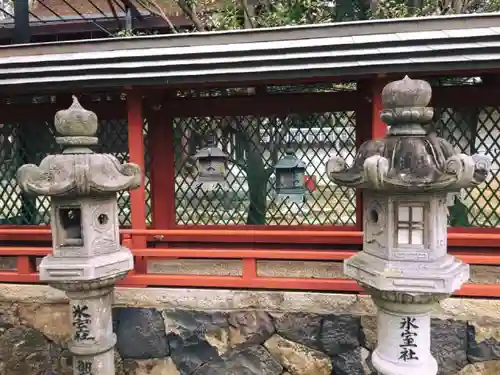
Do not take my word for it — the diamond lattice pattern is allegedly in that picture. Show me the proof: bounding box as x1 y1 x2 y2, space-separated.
436 107 500 227
0 119 151 226
174 112 357 225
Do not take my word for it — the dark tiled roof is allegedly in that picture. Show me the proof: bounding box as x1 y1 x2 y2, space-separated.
0 13 499 92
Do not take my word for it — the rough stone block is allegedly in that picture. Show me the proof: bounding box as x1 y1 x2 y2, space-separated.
274 312 322 350
163 310 229 338
331 347 375 375
169 333 220 375
192 345 282 375
467 321 500 362
431 318 468 375
228 311 274 346
458 360 500 375
122 358 180 375
360 315 377 350
163 310 231 355
320 314 361 356
0 326 52 375
264 334 332 375
18 303 71 344
115 308 169 360
224 345 282 375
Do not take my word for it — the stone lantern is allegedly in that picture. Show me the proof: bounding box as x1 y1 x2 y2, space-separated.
327 76 491 375
275 148 307 204
194 136 228 189
17 96 141 375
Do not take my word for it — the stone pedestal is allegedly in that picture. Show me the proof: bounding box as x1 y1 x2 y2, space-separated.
368 291 446 375
327 76 492 375
16 97 141 375
54 274 127 375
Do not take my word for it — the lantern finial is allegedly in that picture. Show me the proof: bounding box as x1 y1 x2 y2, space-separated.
54 96 99 149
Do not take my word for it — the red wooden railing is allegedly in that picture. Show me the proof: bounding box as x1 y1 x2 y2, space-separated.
1 81 500 297
2 228 500 297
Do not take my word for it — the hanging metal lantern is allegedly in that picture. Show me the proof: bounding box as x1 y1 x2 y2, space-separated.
194 137 228 189
274 148 307 203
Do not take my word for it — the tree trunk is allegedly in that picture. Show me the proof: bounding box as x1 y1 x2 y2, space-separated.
245 147 268 225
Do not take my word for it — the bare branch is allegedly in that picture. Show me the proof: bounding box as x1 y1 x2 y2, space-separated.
240 0 255 28
177 0 207 31
131 0 178 32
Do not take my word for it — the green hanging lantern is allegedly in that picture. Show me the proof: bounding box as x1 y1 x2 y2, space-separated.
274 148 307 204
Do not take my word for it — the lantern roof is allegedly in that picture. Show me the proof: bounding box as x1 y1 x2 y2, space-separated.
327 76 491 193
195 145 228 160
275 149 306 170
16 96 141 197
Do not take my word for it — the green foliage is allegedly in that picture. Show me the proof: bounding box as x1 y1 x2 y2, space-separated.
209 0 336 30
205 0 500 30
112 29 159 37
133 0 500 33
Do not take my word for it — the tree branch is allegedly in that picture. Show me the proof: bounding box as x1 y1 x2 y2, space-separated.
240 0 255 28
131 0 179 33
177 0 207 31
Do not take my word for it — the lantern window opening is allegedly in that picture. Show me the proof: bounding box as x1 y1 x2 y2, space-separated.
396 203 425 246
58 206 83 247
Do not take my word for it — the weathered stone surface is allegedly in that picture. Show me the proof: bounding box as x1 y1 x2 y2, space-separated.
18 303 71 344
163 310 230 355
360 315 377 350
264 334 332 375
115 308 170 359
163 310 229 334
123 358 181 375
320 314 361 356
195 345 282 375
0 302 20 327
115 348 125 375
228 311 274 346
169 333 220 375
274 313 322 350
467 321 500 362
431 319 468 375
0 326 52 375
48 344 72 375
331 347 374 375
458 360 500 375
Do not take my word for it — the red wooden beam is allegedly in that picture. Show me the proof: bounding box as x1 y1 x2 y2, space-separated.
164 91 359 117
1 227 500 247
0 99 126 122
431 86 500 108
2 246 500 265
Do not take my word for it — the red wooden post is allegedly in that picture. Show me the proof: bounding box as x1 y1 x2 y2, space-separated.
127 90 147 274
370 78 389 140
355 78 388 228
149 97 176 230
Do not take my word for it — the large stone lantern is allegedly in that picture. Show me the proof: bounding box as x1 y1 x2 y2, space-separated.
17 97 141 375
327 76 491 375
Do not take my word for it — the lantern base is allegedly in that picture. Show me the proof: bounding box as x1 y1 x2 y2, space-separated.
39 247 133 282
277 195 304 205
372 349 438 375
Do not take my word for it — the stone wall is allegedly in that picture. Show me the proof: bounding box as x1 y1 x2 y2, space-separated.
0 285 499 375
